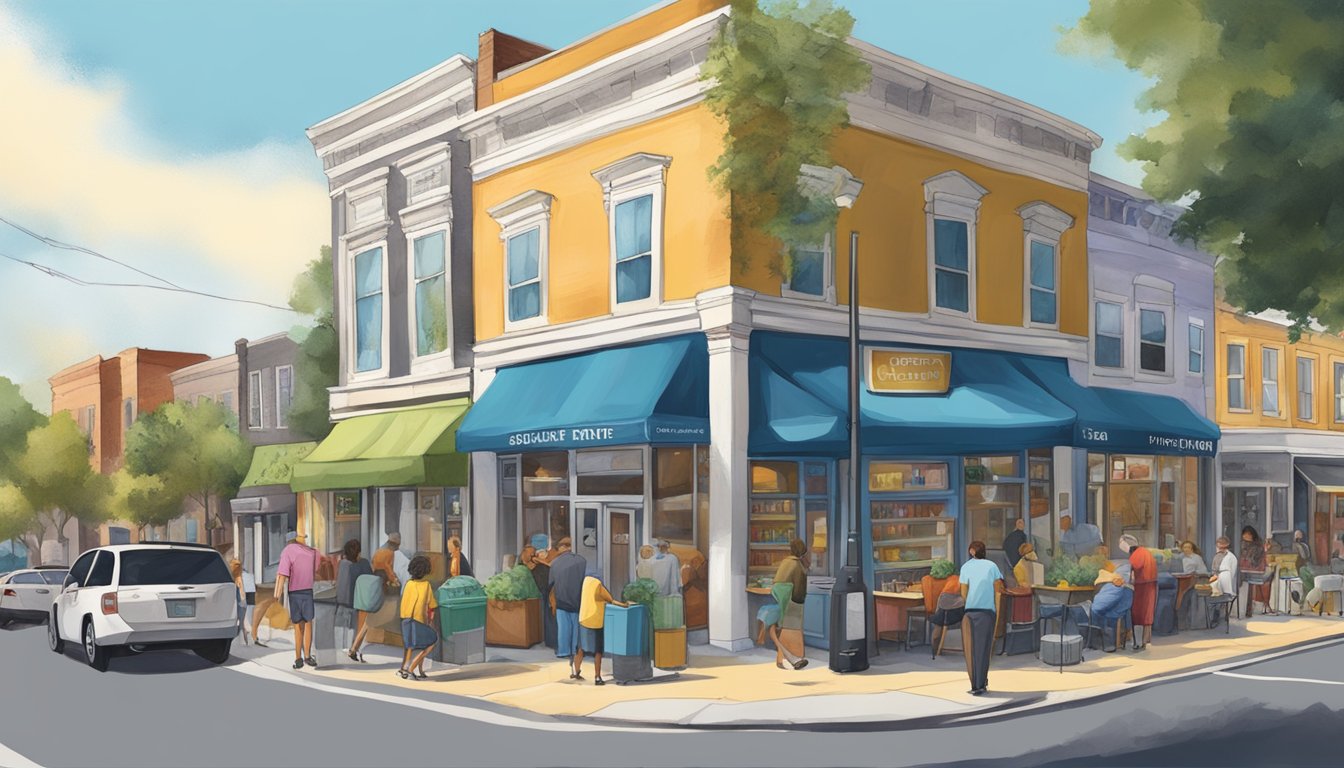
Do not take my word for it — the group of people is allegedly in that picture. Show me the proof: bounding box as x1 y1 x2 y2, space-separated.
547 537 630 685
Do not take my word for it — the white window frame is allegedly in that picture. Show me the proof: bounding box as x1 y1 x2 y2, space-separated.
1136 305 1171 375
339 170 392 383
405 223 453 365
1227 343 1250 413
781 233 835 302
1297 354 1316 423
592 153 670 314
1187 318 1205 375
1092 293 1128 374
923 171 988 320
488 189 554 332
1334 361 1344 423
274 364 293 430
1261 345 1282 418
1017 201 1074 331
248 369 264 430
347 241 391 380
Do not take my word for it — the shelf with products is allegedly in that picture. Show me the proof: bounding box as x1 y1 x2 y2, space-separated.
868 461 950 493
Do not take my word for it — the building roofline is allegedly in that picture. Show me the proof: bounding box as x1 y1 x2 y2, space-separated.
307 54 475 144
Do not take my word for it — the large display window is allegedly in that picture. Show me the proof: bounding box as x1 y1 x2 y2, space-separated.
964 455 1024 551
868 459 954 589
520 451 571 552
1091 453 1203 556
748 460 831 582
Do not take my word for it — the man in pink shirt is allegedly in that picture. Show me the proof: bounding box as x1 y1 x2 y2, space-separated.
275 531 320 669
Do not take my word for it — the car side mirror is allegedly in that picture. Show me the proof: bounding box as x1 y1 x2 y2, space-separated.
62 576 78 590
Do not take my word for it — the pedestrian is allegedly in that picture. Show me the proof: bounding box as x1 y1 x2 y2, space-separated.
349 567 386 663
521 544 556 650
372 533 404 590
1240 525 1269 617
398 554 438 680
548 537 586 675
653 540 682 597
336 538 373 660
635 544 656 582
275 531 320 670
576 570 626 685
447 536 473 578
769 539 809 671
229 559 253 646
1125 534 1157 648
958 540 1003 696
1002 518 1028 568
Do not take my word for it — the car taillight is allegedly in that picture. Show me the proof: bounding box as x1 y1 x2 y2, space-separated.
101 592 118 615
2 589 15 597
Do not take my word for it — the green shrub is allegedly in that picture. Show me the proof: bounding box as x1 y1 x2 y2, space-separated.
1045 555 1103 587
483 565 541 601
929 559 956 580
622 578 659 607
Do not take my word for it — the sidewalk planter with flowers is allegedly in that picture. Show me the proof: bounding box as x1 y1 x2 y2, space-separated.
483 565 542 648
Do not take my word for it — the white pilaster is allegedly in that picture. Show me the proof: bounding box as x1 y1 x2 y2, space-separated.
700 288 755 651
471 451 501 581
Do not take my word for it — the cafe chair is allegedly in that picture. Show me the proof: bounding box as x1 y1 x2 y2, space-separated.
1206 592 1239 634
995 586 1037 656
1314 574 1344 617
904 604 928 651
1084 606 1131 653
930 592 965 659
1244 564 1278 616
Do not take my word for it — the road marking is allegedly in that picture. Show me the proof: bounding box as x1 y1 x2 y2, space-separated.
0 741 45 768
1214 671 1344 686
226 660 704 734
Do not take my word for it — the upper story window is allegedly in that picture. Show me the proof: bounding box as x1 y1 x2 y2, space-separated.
1227 343 1248 411
593 153 670 313
248 370 264 430
220 390 235 415
1188 321 1205 374
275 365 293 429
489 190 553 331
1139 309 1167 372
1095 300 1124 369
353 246 385 373
782 235 833 301
1297 356 1315 421
1261 346 1281 417
1134 275 1175 376
923 171 988 319
122 398 134 433
1017 201 1074 330
411 230 449 358
1334 362 1344 422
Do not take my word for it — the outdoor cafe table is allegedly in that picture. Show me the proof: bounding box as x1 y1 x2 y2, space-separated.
873 590 925 646
1034 584 1097 672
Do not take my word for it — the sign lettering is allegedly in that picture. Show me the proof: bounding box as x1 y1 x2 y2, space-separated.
866 348 951 394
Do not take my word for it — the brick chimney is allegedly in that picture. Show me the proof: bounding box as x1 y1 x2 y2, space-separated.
476 29 552 109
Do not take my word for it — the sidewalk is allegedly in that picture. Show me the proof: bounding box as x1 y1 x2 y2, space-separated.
233 612 1344 728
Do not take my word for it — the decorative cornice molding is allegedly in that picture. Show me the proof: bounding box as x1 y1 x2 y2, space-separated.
1018 200 1075 239
486 189 554 234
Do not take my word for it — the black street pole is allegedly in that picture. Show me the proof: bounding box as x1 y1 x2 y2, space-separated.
829 229 870 673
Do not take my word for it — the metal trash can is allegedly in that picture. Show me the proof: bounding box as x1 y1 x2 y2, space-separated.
312 586 339 667
436 576 487 664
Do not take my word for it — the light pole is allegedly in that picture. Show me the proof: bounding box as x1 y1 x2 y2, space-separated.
800 164 869 673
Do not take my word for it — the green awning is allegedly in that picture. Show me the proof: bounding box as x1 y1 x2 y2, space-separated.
289 400 470 492
240 442 317 489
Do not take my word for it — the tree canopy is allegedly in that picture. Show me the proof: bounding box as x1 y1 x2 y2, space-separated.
108 469 184 539
14 413 110 558
703 0 870 276
1069 0 1344 338
287 246 338 440
0 376 45 483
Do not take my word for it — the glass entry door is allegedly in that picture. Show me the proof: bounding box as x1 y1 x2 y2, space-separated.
572 504 640 599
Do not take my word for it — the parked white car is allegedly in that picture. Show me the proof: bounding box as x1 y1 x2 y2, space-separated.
0 567 68 625
48 543 240 671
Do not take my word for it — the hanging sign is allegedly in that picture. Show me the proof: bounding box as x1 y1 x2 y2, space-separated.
866 348 951 394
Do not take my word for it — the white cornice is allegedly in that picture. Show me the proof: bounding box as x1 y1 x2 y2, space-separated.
486 189 554 232
328 367 472 421
308 54 475 146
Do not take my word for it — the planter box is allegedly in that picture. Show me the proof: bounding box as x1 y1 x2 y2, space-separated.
653 627 687 669
485 598 541 648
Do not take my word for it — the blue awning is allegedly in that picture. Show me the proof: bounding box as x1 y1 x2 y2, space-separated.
750 333 1076 457
1013 359 1220 457
456 334 709 452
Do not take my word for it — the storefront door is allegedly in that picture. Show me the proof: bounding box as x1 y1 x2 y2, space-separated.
573 504 640 599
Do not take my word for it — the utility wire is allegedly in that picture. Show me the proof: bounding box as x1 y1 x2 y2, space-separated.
0 213 186 290
0 251 298 313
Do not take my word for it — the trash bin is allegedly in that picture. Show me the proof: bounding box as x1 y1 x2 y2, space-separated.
312 586 339 667
436 576 487 665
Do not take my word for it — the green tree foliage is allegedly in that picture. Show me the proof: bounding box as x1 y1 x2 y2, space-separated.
15 413 110 561
108 470 184 541
288 246 338 440
124 400 251 540
0 376 45 483
1069 0 1344 339
702 0 870 275
0 483 37 556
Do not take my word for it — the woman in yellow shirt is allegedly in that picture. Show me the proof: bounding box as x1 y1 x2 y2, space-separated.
399 555 437 680
577 572 627 685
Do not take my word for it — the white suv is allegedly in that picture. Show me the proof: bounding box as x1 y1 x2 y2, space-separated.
48 543 240 671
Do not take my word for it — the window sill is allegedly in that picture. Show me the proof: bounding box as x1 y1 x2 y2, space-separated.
503 316 549 334
781 287 835 303
611 297 661 315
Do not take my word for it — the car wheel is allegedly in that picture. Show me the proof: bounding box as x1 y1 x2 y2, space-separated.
47 611 64 653
194 639 232 665
83 619 110 672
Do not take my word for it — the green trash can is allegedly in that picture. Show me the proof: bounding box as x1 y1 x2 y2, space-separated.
437 576 487 635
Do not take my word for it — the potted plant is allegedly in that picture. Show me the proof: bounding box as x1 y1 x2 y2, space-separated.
919 559 959 614
483 565 542 648
1045 555 1104 588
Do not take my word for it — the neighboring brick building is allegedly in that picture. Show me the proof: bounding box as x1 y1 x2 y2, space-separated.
48 348 209 557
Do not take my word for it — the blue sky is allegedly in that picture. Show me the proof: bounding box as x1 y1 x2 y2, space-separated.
0 0 1154 409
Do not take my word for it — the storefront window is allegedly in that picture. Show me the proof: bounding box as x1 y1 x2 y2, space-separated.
748 461 831 582
331 491 361 553
417 489 445 555
443 488 465 550
575 448 643 495
870 460 953 588
654 447 694 544
1028 448 1054 556
965 456 1024 554
522 452 570 554
869 461 949 492
1223 487 1268 544
696 447 710 557
500 458 519 556
1271 486 1289 534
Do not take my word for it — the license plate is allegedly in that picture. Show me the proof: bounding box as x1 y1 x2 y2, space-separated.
166 599 196 618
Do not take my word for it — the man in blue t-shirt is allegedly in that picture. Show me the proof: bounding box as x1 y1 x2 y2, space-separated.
959 541 1004 696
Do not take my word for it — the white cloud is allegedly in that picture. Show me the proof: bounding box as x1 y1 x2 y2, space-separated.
0 3 328 304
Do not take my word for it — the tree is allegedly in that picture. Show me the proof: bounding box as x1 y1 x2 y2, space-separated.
124 400 252 545
0 376 45 483
1068 0 1344 339
108 470 184 542
287 246 338 440
0 483 38 559
702 0 870 276
15 413 110 564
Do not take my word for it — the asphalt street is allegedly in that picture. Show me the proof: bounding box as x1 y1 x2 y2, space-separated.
1 620 1340 768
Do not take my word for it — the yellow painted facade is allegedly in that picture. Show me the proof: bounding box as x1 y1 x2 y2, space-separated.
1215 307 1344 432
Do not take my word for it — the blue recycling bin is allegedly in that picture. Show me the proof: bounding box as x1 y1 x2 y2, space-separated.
604 604 648 656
